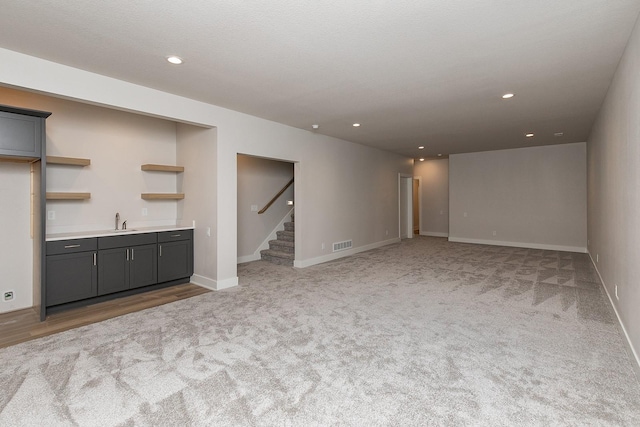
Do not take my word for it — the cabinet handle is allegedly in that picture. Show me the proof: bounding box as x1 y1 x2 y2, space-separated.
64 244 81 249
171 234 181 238
126 249 129 261
131 248 134 261
93 252 96 266
159 245 162 257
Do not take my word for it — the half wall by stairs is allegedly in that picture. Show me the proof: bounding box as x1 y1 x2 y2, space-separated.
261 212 294 266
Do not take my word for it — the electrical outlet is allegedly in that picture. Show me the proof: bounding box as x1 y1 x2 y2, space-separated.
386 230 389 236
321 243 325 250
47 211 55 220
615 285 619 301
492 230 497 236
206 227 211 237
464 212 468 217
251 205 258 212
141 208 148 216
596 254 599 262
3 291 14 302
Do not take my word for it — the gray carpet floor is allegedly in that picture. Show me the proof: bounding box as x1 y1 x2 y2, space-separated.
1 237 639 426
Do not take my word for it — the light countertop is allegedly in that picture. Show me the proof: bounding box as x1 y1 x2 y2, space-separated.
46 225 194 242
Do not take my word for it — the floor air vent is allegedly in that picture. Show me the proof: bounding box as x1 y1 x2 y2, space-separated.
333 240 353 252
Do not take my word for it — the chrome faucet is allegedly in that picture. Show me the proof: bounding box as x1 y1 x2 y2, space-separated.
122 220 127 230
115 212 120 230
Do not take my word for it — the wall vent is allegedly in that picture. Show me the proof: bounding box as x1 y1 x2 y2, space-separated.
333 240 353 252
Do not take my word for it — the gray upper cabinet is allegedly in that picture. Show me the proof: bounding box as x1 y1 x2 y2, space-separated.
0 109 44 158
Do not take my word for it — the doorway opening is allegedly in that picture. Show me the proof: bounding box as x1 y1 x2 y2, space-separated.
398 174 413 239
413 178 420 235
237 154 296 265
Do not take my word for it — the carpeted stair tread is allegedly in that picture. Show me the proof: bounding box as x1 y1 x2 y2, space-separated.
262 210 295 266
276 230 294 242
260 249 294 266
268 240 294 253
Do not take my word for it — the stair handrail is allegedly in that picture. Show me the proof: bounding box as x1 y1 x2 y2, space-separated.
258 178 294 214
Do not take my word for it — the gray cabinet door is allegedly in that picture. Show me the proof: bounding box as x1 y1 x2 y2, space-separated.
0 111 42 158
129 244 157 289
98 247 129 295
158 239 193 283
46 252 97 306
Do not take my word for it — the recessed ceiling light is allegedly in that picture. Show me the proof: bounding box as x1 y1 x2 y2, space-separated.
525 133 534 138
554 132 564 137
312 124 319 129
502 93 515 99
353 123 361 127
419 158 425 162
437 154 443 157
166 56 183 65
418 146 424 150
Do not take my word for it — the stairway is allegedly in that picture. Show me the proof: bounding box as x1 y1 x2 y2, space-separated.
260 212 294 266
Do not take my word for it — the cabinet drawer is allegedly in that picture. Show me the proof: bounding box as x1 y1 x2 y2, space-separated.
98 232 157 250
47 238 97 255
158 229 192 243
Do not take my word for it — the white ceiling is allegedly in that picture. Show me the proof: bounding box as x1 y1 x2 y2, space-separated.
1 1 639 158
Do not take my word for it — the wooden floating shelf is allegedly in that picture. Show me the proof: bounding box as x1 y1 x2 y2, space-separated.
0 155 37 164
141 193 185 200
141 164 184 173
47 156 91 166
46 192 91 200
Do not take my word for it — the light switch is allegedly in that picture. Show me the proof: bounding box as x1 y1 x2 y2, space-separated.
251 205 258 212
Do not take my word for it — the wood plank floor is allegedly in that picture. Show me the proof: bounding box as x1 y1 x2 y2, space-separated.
0 283 210 349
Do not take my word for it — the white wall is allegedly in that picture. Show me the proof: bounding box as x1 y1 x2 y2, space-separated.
176 124 217 288
414 159 449 237
449 143 587 252
0 162 32 313
587 15 640 368
0 47 412 291
0 86 180 234
237 155 293 261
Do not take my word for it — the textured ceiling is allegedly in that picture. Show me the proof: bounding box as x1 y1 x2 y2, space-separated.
1 1 639 158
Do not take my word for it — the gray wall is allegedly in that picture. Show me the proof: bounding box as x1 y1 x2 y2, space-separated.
237 155 293 260
414 159 449 237
587 15 640 367
0 48 413 290
449 143 587 251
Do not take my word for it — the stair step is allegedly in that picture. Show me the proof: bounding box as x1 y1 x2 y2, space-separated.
260 249 294 266
284 221 294 232
276 230 294 242
269 239 294 253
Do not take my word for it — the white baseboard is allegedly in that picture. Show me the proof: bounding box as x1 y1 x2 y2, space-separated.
294 237 400 268
447 236 587 253
588 253 640 378
420 231 449 237
191 274 238 291
237 254 260 264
